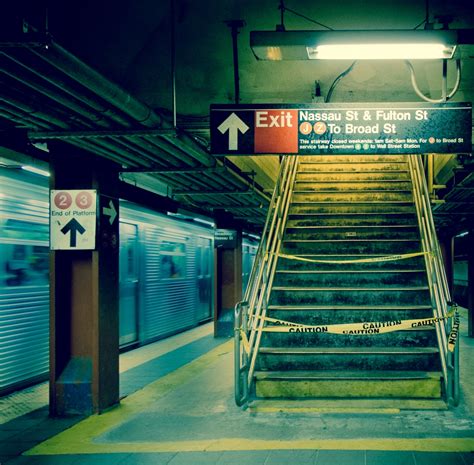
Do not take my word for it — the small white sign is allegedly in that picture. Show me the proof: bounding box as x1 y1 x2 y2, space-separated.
50 189 97 250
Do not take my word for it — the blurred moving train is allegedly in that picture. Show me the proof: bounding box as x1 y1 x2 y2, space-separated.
0 167 258 395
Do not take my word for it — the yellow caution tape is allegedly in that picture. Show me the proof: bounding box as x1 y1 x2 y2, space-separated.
239 329 251 355
251 311 456 337
276 251 432 264
447 304 460 353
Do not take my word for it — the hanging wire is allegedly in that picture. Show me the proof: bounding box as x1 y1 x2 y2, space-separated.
278 0 285 30
325 61 357 103
414 0 430 29
405 59 461 103
278 1 334 30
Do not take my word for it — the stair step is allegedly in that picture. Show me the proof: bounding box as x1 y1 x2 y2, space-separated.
285 232 419 240
255 369 440 381
257 346 440 372
273 270 427 287
248 398 448 412
291 200 413 204
254 370 442 399
297 165 408 173
262 328 438 348
299 155 407 163
293 182 413 192
288 212 416 216
270 288 431 306
275 269 424 274
290 205 416 214
285 225 418 230
277 255 425 271
297 172 411 181
293 188 412 193
268 304 432 311
294 178 412 183
272 286 429 291
281 240 420 254
292 192 413 203
283 238 417 242
287 221 418 229
259 347 438 355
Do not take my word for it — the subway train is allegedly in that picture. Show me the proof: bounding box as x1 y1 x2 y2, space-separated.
0 167 257 395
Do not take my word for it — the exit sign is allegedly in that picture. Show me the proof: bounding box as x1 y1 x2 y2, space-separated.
210 102 472 156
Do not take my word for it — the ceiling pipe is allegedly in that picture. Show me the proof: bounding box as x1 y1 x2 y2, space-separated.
17 44 215 168
3 40 268 212
0 94 67 129
0 60 113 128
2 50 134 127
0 107 48 128
21 42 259 180
29 42 163 128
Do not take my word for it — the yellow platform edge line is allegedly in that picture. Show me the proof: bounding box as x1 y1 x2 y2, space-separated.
26 437 474 455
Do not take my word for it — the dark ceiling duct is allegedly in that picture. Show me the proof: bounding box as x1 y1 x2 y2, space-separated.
0 37 270 229
29 42 163 128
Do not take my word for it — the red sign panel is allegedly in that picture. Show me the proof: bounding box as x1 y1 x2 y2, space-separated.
254 110 298 153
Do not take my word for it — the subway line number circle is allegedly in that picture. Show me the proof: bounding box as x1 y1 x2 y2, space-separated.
54 192 73 210
75 191 93 209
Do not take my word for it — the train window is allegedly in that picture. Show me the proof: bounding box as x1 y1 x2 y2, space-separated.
196 246 202 277
203 244 210 276
3 244 49 287
161 241 186 279
3 219 48 242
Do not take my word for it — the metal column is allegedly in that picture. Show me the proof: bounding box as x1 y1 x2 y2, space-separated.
49 146 120 416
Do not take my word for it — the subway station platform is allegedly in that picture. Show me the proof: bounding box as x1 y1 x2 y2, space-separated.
1 310 474 465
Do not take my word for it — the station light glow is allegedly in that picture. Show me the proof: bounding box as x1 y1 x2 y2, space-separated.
21 165 50 177
250 29 469 61
193 217 215 227
307 43 455 60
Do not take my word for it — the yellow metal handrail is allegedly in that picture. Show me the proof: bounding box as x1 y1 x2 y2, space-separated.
408 154 459 406
234 155 299 406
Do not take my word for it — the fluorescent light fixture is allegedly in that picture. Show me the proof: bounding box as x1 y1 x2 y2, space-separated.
250 30 469 60
307 43 453 60
193 217 215 227
246 233 261 240
455 231 469 238
21 165 50 177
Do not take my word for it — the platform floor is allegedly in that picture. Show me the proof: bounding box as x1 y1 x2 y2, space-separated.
1 310 474 465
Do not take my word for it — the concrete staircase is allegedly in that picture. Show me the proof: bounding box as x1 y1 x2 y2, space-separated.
253 155 443 405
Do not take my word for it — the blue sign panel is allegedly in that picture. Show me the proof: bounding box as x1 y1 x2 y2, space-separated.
210 102 472 155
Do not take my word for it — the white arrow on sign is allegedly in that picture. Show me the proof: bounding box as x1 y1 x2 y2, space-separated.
102 200 117 225
217 112 249 150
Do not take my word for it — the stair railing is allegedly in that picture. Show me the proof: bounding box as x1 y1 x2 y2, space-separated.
408 154 459 406
234 155 299 406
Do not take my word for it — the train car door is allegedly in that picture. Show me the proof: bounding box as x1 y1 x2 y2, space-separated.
196 237 212 322
119 222 139 346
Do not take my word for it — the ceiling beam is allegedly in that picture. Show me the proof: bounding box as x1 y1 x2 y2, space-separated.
28 128 176 140
120 166 227 174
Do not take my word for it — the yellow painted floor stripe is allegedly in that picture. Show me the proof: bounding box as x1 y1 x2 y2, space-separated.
26 438 474 454
26 340 234 456
25 338 474 456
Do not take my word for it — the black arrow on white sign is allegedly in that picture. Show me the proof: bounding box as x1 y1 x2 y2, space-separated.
61 218 85 247
217 112 249 150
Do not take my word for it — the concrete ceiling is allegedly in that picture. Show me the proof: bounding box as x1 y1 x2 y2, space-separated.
44 0 474 113
1 0 474 232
